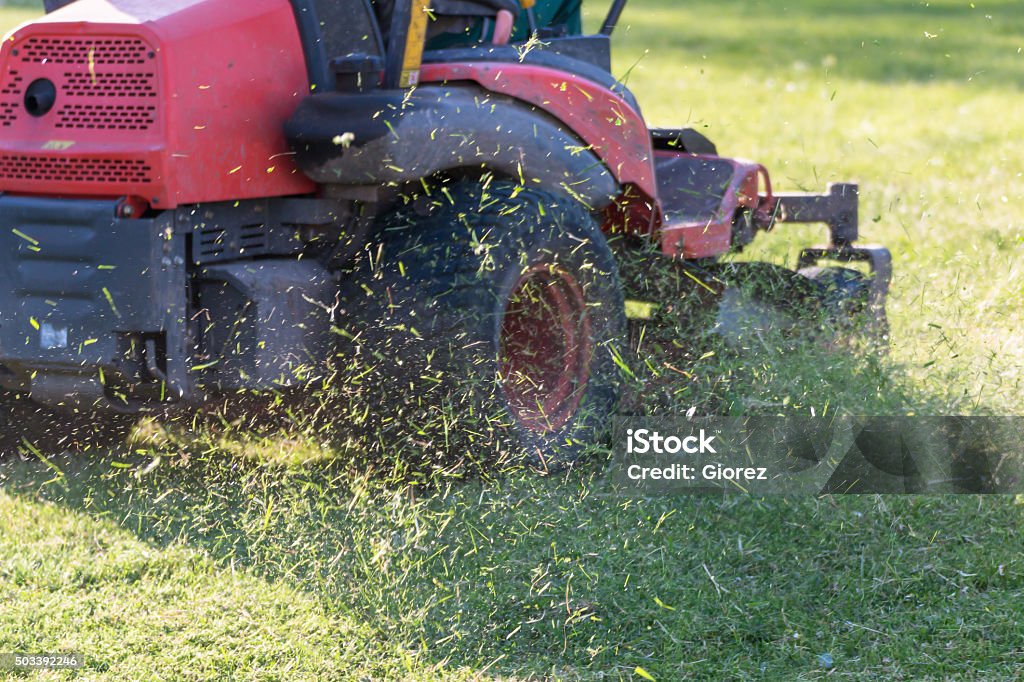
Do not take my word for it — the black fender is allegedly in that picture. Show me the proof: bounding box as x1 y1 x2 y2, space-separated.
285 85 620 210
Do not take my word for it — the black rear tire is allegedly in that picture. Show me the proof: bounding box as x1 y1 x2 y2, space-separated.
334 181 627 471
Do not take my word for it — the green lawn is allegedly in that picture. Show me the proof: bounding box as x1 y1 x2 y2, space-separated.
2 1 1024 680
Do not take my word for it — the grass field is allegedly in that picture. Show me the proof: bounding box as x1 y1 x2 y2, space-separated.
2 1 1024 680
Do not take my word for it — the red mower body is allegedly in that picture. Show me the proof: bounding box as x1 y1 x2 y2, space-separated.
0 0 314 209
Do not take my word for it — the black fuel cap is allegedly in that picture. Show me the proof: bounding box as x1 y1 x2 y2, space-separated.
24 78 57 117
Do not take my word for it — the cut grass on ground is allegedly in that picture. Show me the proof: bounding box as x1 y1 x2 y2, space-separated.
2 1 1024 680
4 454 1024 680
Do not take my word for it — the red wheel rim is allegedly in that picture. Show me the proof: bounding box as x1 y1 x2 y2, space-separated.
500 264 592 433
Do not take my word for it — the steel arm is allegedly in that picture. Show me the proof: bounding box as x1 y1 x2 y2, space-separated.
760 182 892 334
771 182 859 247
601 0 629 35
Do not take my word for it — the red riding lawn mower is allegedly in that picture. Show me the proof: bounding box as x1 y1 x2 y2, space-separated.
0 0 890 466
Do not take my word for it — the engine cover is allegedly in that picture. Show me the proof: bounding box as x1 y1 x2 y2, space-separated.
0 0 315 208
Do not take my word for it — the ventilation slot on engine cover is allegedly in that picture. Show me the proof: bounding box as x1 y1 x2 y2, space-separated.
56 103 157 130
0 155 153 183
238 224 268 254
0 103 19 127
62 72 157 98
198 228 227 260
194 223 273 264
19 37 150 65
0 71 25 127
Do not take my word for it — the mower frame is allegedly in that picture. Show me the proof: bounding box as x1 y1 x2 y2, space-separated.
0 0 891 424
